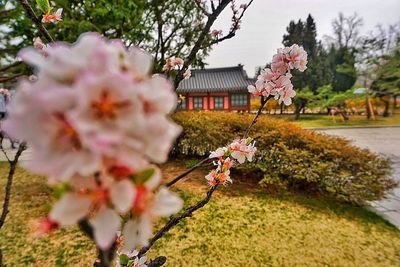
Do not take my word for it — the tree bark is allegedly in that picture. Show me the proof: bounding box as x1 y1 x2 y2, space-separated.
381 96 390 117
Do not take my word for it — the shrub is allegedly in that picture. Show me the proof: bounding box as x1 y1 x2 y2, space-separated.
172 111 396 204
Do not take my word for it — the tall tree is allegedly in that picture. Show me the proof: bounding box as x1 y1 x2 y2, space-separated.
282 14 332 118
324 13 363 92
371 45 400 116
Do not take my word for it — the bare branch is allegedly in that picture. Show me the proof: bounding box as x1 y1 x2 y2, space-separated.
0 61 24 73
204 0 254 48
173 0 232 88
18 0 54 43
194 1 210 16
0 147 11 163
243 95 272 138
166 158 210 187
0 73 25 83
139 185 218 256
0 8 16 18
0 142 27 229
79 220 116 267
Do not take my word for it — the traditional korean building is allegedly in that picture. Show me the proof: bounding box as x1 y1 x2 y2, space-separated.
176 65 253 112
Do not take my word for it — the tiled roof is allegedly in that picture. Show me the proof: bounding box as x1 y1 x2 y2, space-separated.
177 66 253 93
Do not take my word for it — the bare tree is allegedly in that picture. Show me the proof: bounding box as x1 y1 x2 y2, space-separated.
324 12 364 49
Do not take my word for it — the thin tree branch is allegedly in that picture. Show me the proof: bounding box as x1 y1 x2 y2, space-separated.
202 0 254 49
78 220 116 267
0 73 25 83
0 61 23 73
0 147 11 163
0 142 27 230
165 158 210 187
0 8 16 16
139 185 218 256
243 95 272 138
173 0 232 88
194 1 210 16
18 0 54 43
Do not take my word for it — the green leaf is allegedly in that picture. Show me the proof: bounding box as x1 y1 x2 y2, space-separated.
36 0 51 14
53 182 71 199
119 254 130 265
134 168 156 184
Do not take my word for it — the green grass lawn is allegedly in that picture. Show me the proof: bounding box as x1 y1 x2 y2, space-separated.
1 163 400 266
270 113 400 128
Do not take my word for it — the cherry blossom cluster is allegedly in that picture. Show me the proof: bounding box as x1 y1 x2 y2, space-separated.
4 33 183 251
206 138 257 186
0 88 9 97
115 233 147 267
211 30 223 38
42 8 63 23
162 57 191 80
248 44 308 106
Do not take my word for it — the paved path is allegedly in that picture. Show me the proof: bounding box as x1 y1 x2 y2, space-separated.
317 127 400 228
0 139 32 161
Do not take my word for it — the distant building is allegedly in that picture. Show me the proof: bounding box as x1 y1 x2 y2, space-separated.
176 65 253 112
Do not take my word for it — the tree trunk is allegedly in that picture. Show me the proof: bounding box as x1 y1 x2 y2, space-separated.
381 96 390 117
366 96 371 119
294 105 301 120
339 110 349 121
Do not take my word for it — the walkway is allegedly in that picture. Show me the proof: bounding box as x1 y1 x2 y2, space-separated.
317 127 400 228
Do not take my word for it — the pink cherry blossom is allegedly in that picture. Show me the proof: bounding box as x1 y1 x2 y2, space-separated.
271 51 289 74
211 30 223 38
209 147 226 159
183 69 192 80
279 86 297 106
248 44 307 106
205 169 232 186
206 138 257 186
162 57 185 72
5 32 181 180
42 8 63 23
49 176 135 249
229 139 257 164
122 169 183 250
116 250 147 267
174 57 184 66
33 37 48 52
287 44 308 72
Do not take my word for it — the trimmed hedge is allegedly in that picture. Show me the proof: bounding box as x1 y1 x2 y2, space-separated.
172 112 396 204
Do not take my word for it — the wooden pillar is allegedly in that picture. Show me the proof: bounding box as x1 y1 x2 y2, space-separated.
209 94 214 110
247 93 251 113
204 95 208 110
225 94 230 111
188 96 193 110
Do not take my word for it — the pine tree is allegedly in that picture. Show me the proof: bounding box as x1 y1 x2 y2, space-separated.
281 14 333 119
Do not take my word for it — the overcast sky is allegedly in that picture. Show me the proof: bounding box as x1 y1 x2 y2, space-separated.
205 0 400 77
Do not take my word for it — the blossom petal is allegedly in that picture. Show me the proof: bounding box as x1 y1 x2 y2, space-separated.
89 207 121 250
122 216 152 250
110 180 135 213
49 193 91 226
152 187 183 217
144 167 161 191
